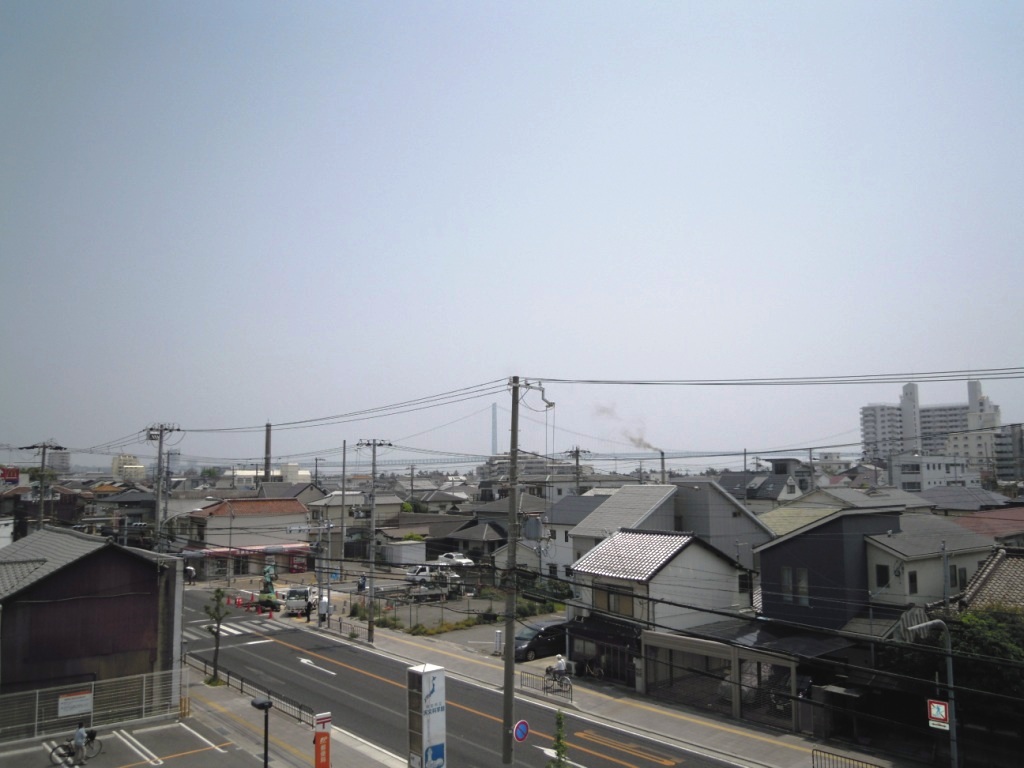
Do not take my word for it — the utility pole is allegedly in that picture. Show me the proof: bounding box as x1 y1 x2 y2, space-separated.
146 424 179 536
19 440 65 530
502 376 521 764
564 446 590 495
358 439 391 643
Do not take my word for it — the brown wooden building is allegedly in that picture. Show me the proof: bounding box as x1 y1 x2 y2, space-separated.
0 526 183 694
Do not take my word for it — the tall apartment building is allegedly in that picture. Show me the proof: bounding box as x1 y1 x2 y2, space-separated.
112 453 141 481
861 381 1001 471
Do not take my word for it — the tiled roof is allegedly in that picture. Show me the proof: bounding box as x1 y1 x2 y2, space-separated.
954 548 1024 611
570 485 676 538
194 498 307 517
572 529 695 581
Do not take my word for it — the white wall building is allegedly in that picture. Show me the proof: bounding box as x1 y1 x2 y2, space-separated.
890 455 980 491
861 381 1001 468
112 453 141 481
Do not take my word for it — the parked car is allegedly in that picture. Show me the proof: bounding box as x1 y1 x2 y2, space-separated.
514 620 569 662
436 552 474 567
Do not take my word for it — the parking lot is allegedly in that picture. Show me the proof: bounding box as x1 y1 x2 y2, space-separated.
0 718 262 768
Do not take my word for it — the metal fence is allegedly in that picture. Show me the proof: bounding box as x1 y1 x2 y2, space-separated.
186 656 315 725
519 670 573 703
811 748 884 768
0 668 184 745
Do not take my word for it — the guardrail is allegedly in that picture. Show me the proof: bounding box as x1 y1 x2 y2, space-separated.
186 656 315 726
519 670 573 703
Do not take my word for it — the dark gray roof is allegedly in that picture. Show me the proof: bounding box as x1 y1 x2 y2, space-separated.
866 514 996 559
917 486 1011 511
0 526 174 601
0 527 106 599
571 485 676 538
546 495 607 526
258 482 321 499
573 530 695 581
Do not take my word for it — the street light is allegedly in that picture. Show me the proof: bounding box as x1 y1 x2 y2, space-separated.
250 696 273 767
907 619 958 768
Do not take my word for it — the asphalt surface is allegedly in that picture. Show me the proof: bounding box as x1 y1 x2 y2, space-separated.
1 574 925 768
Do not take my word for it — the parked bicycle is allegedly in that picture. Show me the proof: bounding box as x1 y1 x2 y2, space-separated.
580 658 604 679
49 729 102 765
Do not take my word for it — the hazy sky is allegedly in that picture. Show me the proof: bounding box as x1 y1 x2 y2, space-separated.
3 2 1022 475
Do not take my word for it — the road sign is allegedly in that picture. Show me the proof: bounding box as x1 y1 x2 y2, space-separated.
514 720 529 742
928 699 950 730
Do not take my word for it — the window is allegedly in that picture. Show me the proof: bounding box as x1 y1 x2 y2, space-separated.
781 567 809 606
959 567 967 588
548 528 556 540
909 571 918 594
738 573 752 594
949 565 958 588
876 564 890 588
795 568 809 606
564 530 569 543
593 584 634 617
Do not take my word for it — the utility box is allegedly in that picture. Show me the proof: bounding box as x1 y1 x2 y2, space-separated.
383 541 426 566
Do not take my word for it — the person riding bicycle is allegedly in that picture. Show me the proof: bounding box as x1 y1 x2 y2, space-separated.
547 654 567 678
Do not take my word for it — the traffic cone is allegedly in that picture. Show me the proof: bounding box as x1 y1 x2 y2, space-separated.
268 607 274 619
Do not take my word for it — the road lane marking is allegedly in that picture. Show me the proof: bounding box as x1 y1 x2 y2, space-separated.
300 657 338 675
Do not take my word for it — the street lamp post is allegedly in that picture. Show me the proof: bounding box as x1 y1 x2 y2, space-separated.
908 619 958 768
250 697 273 768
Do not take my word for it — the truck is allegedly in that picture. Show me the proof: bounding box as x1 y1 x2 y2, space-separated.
284 585 317 616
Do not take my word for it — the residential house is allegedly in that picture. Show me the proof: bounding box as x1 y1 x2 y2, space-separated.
0 526 182 694
180 498 311 580
947 547 1024 613
569 485 677 561
568 529 751 685
538 494 610 578
670 478 773 570
756 504 906 631
864 514 995 607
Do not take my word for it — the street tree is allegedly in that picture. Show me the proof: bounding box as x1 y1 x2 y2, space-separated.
547 710 568 768
204 588 231 684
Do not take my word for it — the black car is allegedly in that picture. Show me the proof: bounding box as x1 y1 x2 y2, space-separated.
514 620 569 662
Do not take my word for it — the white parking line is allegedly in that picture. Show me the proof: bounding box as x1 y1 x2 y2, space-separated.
175 722 227 753
115 728 163 765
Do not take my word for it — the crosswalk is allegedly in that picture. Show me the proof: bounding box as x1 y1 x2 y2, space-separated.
182 619 286 643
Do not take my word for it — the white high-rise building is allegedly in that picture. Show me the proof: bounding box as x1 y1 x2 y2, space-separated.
112 453 141 481
860 381 1001 472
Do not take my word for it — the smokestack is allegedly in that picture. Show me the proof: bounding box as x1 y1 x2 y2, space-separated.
660 450 666 484
264 422 271 481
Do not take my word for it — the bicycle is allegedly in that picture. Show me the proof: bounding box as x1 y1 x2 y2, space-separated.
580 658 604 679
543 665 572 693
49 729 102 765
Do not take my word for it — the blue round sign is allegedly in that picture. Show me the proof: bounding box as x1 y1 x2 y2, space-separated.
514 720 529 742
